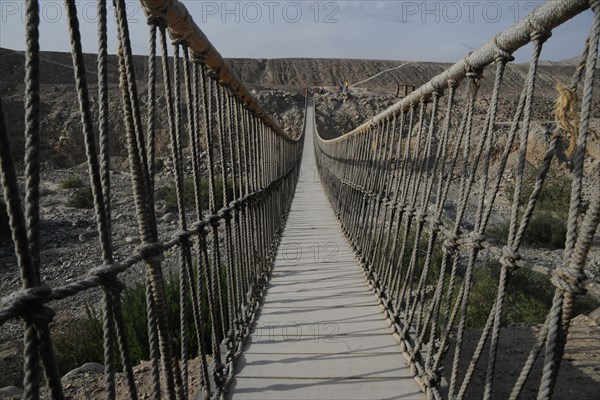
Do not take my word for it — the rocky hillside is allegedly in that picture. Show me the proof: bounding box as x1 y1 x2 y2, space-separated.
2 48 599 167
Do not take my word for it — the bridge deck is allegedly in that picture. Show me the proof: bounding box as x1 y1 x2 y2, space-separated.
228 103 423 400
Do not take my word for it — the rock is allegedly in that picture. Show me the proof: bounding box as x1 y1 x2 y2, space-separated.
588 307 600 327
125 236 140 244
62 362 105 381
162 213 177 223
0 347 18 362
79 228 97 242
0 386 23 397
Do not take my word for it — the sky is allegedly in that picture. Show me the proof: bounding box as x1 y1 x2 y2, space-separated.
0 0 595 63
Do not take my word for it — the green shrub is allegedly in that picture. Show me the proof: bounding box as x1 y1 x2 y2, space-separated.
156 177 234 213
53 305 104 376
51 271 220 373
60 177 84 189
489 174 572 249
488 211 567 249
67 187 94 209
118 272 209 363
466 262 599 329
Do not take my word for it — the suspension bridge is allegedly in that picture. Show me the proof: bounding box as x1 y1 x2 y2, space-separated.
0 0 599 399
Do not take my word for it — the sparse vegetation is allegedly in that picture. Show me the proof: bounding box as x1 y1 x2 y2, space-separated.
488 174 573 249
386 225 598 331
53 306 104 375
466 261 599 329
66 187 94 209
51 272 216 375
156 177 234 213
60 177 84 189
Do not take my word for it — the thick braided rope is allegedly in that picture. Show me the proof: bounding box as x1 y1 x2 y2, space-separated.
23 0 44 398
1 98 41 399
143 22 162 400
96 2 119 398
146 22 157 193
24 0 40 279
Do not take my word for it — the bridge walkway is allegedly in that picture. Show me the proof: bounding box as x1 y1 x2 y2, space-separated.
228 102 423 399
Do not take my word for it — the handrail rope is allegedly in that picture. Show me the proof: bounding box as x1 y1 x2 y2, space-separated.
138 0 298 142
316 0 591 143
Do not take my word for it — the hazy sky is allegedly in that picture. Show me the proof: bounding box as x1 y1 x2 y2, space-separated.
0 1 595 63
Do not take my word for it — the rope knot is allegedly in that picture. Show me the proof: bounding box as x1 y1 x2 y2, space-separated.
469 231 485 251
88 266 126 294
429 217 442 232
415 210 426 225
190 50 208 64
430 76 446 96
22 304 55 326
146 12 168 29
175 230 193 247
191 220 208 236
443 234 460 254
465 70 482 80
493 36 515 64
551 267 586 295
207 213 221 228
464 52 483 80
138 241 165 264
229 199 243 211
528 18 552 43
423 370 438 388
219 207 233 222
8 285 54 326
499 245 520 271
0 286 52 325
171 35 190 46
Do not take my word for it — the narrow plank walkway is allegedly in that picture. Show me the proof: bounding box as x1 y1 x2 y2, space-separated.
228 102 423 400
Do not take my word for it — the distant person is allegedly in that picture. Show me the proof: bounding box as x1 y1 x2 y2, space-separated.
345 81 349 94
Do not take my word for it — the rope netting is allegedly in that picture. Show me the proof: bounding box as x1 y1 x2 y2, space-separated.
0 0 303 399
315 0 599 399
